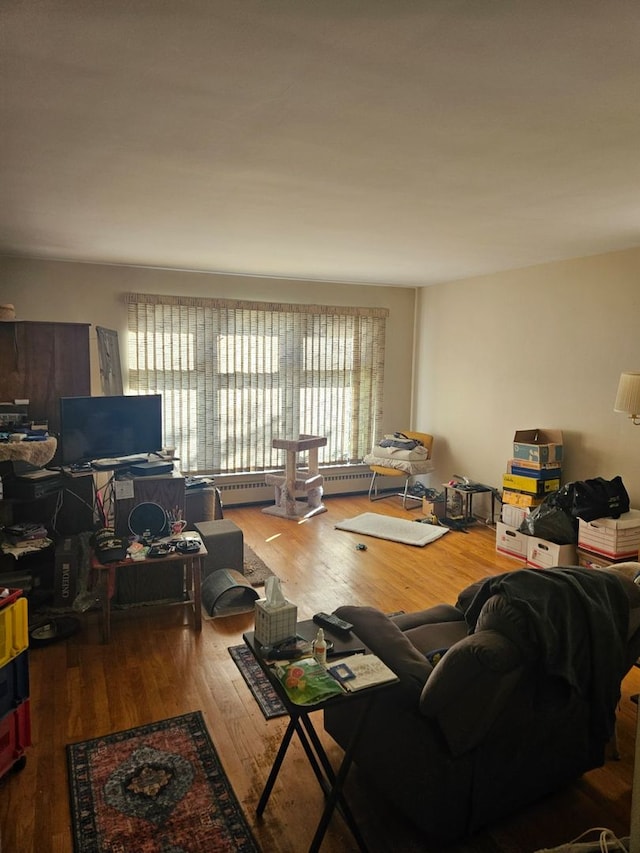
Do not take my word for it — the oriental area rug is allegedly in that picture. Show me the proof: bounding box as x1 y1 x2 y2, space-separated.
242 543 276 587
66 711 259 852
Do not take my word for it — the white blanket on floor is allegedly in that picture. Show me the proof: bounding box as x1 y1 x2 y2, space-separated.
335 512 448 547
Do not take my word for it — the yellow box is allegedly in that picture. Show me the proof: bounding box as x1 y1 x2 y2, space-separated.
502 473 560 497
254 599 297 646
502 490 545 508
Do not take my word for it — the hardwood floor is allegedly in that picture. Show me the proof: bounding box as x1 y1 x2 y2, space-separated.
2 493 639 853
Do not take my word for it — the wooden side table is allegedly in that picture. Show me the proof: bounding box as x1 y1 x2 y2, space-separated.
90 541 206 643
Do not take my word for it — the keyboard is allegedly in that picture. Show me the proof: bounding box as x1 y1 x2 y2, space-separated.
92 456 147 470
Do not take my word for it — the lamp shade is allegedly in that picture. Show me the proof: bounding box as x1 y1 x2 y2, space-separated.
614 372 640 416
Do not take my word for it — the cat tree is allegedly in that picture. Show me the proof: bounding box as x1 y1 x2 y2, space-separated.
263 434 327 520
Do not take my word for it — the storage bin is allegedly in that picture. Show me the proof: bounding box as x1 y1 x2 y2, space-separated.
501 504 530 529
0 699 31 778
577 510 640 560
0 651 29 720
526 537 576 570
496 522 528 560
194 519 244 580
576 548 637 571
0 597 28 668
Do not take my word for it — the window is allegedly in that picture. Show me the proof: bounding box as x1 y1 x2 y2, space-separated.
125 293 387 474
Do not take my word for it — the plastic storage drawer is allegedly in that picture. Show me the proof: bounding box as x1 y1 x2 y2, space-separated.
0 651 29 721
0 597 28 668
0 699 31 778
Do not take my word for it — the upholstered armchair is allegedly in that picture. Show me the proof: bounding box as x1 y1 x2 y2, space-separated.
323 565 640 843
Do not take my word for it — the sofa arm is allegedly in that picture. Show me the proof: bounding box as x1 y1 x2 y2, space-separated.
419 630 525 756
392 604 464 632
334 605 434 691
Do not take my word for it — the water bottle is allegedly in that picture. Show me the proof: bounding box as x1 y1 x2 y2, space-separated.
313 628 327 665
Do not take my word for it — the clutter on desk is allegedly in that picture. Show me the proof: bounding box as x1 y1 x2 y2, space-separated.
0 521 53 558
184 476 215 490
0 402 49 441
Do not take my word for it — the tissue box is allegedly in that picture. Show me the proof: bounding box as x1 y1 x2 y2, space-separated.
254 599 298 646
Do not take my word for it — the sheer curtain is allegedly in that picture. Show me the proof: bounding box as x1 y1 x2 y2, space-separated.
125 293 387 475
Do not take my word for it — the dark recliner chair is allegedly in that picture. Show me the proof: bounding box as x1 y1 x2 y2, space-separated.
323 565 640 843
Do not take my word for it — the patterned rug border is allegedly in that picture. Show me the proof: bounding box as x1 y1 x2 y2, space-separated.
229 644 287 719
66 710 259 852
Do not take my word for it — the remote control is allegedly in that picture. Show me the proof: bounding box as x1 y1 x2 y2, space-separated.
313 612 353 635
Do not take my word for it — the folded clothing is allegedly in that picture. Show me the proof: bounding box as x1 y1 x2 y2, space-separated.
364 451 434 474
366 444 429 461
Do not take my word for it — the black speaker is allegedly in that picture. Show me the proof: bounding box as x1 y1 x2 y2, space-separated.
127 502 167 538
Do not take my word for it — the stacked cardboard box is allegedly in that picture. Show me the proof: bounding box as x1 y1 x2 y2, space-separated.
497 429 576 566
576 510 640 567
502 429 563 503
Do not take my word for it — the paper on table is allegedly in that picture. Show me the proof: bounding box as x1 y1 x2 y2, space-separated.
328 653 398 691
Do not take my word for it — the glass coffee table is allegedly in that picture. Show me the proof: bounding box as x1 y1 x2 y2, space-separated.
243 619 399 853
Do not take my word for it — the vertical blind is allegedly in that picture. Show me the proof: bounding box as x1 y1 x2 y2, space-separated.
125 293 387 474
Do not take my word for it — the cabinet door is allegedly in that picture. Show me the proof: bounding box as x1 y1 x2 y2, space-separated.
0 321 90 435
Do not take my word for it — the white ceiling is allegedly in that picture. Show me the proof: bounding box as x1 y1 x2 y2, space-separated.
2 1 640 287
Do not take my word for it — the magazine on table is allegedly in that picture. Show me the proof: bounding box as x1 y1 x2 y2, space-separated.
327 653 399 692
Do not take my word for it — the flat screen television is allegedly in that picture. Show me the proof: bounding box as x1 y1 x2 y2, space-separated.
59 394 163 466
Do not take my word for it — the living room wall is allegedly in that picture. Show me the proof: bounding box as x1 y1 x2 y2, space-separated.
3 249 640 512
414 246 640 511
0 255 416 443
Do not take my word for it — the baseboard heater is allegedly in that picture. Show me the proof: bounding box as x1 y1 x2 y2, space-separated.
214 464 379 507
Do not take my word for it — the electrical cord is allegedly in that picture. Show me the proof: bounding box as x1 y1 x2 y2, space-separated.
535 828 629 852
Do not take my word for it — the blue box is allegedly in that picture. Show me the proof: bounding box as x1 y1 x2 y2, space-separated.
509 463 562 481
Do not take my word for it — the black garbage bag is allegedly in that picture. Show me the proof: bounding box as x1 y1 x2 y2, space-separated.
553 476 630 522
519 501 577 545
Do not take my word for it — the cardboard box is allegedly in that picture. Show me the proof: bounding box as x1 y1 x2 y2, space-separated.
422 496 445 519
254 599 297 646
526 537 576 569
513 429 563 464
501 504 530 529
502 473 560 497
576 547 638 570
54 536 79 608
501 490 545 508
507 461 562 481
496 522 528 559
577 510 640 559
506 458 562 471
